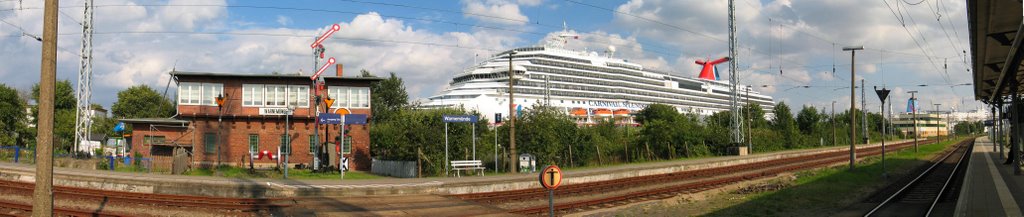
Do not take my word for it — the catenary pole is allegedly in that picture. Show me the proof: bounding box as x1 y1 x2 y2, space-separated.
33 0 58 215
843 46 863 170
508 50 518 173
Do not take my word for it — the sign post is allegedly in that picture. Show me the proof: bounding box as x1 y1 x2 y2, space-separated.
443 115 479 176
539 165 563 217
874 87 891 178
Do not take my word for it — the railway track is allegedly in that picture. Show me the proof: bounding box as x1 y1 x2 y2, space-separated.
864 139 973 217
0 179 290 215
451 139 940 215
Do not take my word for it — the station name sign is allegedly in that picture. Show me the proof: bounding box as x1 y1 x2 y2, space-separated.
259 108 293 116
442 115 478 123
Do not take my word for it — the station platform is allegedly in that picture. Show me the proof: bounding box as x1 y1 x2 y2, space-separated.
955 137 1024 217
0 139 914 199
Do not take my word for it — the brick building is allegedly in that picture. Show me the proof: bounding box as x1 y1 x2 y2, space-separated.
123 70 381 171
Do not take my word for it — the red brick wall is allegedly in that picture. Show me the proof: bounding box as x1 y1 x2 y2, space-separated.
130 74 376 171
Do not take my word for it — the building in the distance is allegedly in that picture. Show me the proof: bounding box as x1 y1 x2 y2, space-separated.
123 69 380 171
893 113 948 138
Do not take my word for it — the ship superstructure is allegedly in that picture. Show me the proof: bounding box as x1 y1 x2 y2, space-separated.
423 31 775 125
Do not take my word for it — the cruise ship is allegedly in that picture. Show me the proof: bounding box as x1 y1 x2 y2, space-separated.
423 31 775 125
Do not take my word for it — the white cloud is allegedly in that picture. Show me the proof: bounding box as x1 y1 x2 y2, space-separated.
461 0 530 26
276 15 292 26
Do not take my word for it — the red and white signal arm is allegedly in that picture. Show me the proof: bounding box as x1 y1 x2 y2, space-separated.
539 165 563 189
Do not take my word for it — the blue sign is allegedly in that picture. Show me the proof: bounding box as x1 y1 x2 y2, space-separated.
344 114 368 125
443 115 478 123
113 122 125 133
318 113 342 124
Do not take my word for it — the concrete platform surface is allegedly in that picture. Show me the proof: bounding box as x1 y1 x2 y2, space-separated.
955 137 1024 217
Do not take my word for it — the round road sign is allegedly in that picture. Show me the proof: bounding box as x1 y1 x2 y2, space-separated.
539 165 563 189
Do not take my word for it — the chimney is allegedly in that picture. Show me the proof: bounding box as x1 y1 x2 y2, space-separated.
336 64 344 77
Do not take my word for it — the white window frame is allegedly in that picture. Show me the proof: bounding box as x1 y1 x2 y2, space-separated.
242 84 264 107
327 86 350 108
178 82 223 106
288 85 309 108
178 82 201 105
353 87 370 108
264 85 287 107
201 83 223 106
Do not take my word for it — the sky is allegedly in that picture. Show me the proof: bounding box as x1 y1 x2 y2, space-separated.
0 0 978 115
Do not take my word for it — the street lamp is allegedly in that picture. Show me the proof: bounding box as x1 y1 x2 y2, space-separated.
843 45 863 171
283 105 295 179
934 103 942 140
908 91 919 152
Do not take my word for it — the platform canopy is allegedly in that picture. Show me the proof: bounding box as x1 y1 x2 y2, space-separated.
969 0 1024 103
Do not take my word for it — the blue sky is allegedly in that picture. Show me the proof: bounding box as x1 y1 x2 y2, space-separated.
0 0 979 116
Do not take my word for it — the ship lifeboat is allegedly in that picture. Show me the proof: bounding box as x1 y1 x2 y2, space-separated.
613 109 631 116
570 108 588 116
593 108 613 116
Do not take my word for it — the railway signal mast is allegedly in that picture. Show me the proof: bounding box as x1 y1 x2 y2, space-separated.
73 0 94 156
310 24 340 172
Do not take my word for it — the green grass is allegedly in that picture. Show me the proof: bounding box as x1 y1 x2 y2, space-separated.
701 136 970 217
183 165 384 180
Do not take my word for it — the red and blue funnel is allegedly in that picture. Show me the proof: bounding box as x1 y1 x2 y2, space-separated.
695 57 731 80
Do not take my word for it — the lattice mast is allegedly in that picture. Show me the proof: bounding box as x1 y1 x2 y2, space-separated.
728 0 744 146
73 0 94 154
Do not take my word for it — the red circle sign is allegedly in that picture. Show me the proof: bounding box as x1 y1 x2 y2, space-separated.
539 165 563 189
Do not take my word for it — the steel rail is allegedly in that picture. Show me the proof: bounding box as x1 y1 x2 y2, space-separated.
863 139 971 216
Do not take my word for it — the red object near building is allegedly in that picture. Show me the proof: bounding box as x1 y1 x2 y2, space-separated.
122 71 381 171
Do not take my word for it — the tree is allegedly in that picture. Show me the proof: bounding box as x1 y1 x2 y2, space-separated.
32 80 77 152
0 84 26 145
796 105 821 134
771 102 798 148
111 85 174 119
370 72 409 123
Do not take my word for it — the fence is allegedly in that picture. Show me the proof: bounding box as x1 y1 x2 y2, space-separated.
370 158 417 178
0 146 32 163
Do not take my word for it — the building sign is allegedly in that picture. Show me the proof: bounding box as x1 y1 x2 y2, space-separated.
588 101 647 109
259 108 293 116
318 113 342 124
345 114 368 125
443 115 478 123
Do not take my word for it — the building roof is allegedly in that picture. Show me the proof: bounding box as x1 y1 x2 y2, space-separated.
119 118 189 125
968 0 1023 102
170 71 384 82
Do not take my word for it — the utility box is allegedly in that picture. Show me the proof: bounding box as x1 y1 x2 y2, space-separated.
736 146 748 156
519 153 536 173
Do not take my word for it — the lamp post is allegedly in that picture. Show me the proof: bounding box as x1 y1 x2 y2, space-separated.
934 103 942 140
909 91 919 152
508 50 518 174
843 46 863 171
284 105 295 179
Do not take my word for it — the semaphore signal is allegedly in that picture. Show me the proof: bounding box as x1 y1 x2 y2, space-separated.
311 24 340 48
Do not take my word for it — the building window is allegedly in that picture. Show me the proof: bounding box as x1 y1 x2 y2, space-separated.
355 87 370 108
204 133 217 154
289 85 309 107
265 85 287 107
242 84 264 107
280 134 291 155
309 135 318 154
202 83 223 106
327 86 349 108
178 82 202 105
143 135 166 145
248 134 259 154
342 136 352 154
179 82 222 106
